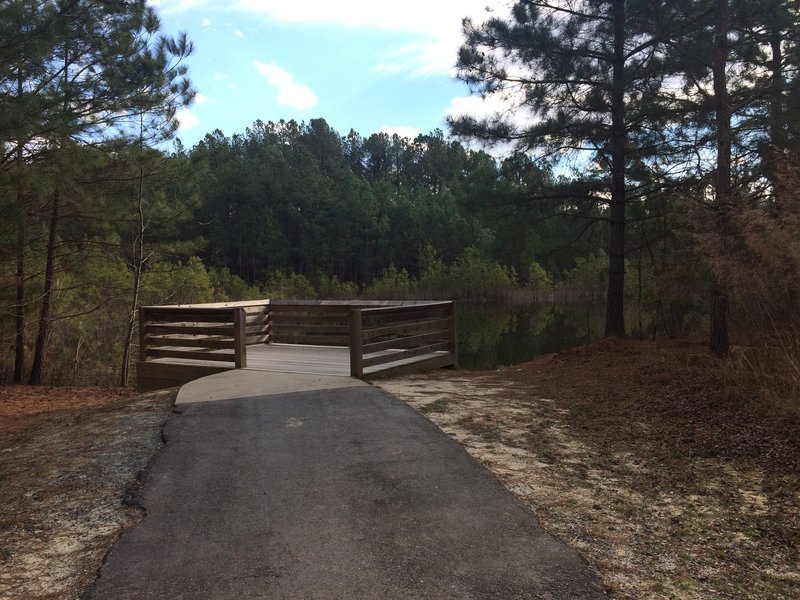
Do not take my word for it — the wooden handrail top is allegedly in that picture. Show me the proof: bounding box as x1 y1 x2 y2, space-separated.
141 301 270 310
141 300 451 314
359 301 453 317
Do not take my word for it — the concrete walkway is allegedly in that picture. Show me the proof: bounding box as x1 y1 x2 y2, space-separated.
176 369 367 404
88 375 605 599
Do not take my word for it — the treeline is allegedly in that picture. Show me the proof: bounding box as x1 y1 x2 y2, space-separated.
184 119 604 287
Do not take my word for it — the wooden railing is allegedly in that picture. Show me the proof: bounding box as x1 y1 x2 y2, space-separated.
349 301 458 377
269 301 352 346
137 299 457 388
139 301 270 368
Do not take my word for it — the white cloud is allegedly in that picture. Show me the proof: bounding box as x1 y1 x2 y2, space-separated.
253 61 318 110
160 0 503 77
194 92 211 105
232 1 491 36
202 17 211 26
213 72 227 81
374 126 420 140
234 30 245 38
243 0 499 76
445 94 517 124
177 107 200 131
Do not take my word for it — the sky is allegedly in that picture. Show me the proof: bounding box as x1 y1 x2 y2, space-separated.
149 0 510 149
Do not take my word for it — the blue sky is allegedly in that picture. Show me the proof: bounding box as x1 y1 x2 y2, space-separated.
150 0 510 149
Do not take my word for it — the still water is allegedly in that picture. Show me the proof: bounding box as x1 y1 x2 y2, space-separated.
457 303 606 371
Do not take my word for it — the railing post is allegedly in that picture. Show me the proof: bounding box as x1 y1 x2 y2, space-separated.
265 300 272 345
138 307 149 362
349 308 363 377
449 301 459 369
234 308 247 368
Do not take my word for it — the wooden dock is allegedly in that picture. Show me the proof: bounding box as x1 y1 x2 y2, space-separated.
136 300 458 391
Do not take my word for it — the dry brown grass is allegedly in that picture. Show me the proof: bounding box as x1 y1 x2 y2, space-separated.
0 386 175 600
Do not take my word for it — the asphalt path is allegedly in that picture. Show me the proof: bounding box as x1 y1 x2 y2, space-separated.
87 385 606 599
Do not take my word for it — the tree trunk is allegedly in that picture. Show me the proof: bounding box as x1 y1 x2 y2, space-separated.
710 0 731 356
13 67 26 383
120 125 147 387
14 194 26 383
29 188 61 384
605 0 627 338
769 28 786 151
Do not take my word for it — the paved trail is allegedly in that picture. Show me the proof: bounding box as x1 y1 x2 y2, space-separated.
87 381 605 599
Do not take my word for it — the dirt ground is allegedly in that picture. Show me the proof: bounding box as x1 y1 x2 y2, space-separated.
0 385 175 600
1 338 798 599
379 338 800 599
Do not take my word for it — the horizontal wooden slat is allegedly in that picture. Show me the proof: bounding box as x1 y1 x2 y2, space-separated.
146 348 236 362
362 330 449 354
147 337 235 350
136 361 232 392
142 301 268 310
270 334 349 346
362 318 451 341
270 304 352 314
146 324 232 336
363 353 456 379
270 314 348 325
245 315 270 325
363 341 450 368
245 334 269 345
144 311 236 323
363 314 450 331
360 302 452 319
271 323 350 335
243 305 270 314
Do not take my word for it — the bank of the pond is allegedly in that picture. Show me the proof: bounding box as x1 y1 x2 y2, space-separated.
379 338 800 599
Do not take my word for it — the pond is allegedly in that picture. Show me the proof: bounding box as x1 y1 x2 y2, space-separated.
457 302 606 371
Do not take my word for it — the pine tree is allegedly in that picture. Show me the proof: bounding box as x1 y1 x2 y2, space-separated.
16 0 194 384
450 0 681 337
655 0 798 354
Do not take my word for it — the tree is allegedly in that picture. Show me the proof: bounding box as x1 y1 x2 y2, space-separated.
118 8 194 387
655 0 799 354
0 0 63 382
8 0 194 384
450 0 682 337
709 0 733 355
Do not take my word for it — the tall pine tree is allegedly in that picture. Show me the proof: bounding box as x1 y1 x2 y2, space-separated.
450 0 685 337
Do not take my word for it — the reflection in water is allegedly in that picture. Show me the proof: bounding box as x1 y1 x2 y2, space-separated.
458 303 605 371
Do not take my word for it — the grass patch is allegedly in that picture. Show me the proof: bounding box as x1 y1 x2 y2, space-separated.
420 398 449 413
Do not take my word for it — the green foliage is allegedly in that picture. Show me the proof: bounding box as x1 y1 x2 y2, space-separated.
314 273 358 299
418 244 448 291
264 271 317 300
143 257 214 305
561 252 608 295
527 262 553 292
365 265 415 299
210 267 262 301
446 247 518 299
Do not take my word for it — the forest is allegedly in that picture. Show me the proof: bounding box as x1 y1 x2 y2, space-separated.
0 0 798 390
